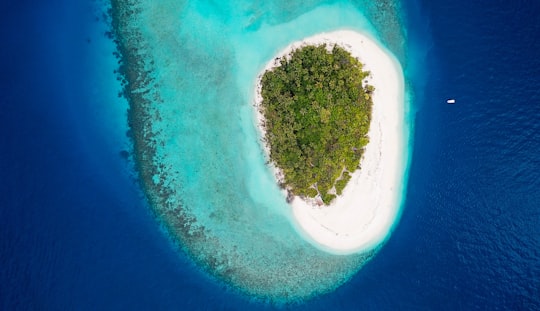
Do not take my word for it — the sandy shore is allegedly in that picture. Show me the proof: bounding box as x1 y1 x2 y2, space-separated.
254 30 405 254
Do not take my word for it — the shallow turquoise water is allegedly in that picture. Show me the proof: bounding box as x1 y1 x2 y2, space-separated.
112 0 409 301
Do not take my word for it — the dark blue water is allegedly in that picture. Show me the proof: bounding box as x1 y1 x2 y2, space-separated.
1 0 539 310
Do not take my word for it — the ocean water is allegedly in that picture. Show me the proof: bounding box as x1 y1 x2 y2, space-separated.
1 0 539 310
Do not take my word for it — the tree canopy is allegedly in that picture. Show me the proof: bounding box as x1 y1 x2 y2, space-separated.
260 44 374 204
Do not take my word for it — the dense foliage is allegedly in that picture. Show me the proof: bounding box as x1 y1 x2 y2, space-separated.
260 44 374 204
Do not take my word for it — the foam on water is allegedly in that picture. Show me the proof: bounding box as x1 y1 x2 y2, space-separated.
111 0 411 301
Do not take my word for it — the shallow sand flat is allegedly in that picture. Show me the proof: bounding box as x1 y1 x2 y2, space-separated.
254 30 405 254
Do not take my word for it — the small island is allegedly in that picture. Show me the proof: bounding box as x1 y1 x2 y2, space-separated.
259 44 374 204
254 30 405 253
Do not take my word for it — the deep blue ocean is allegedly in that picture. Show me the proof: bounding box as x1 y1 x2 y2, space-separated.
1 0 539 310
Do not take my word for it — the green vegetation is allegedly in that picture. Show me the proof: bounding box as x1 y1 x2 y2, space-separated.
260 44 374 204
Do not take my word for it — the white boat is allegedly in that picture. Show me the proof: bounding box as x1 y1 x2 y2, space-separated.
447 99 456 104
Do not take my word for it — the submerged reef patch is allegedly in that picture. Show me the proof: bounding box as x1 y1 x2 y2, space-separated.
109 0 405 302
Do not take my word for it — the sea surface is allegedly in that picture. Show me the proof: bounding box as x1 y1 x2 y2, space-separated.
1 0 539 309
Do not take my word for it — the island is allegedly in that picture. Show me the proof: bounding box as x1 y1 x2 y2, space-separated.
259 44 374 205
254 30 406 254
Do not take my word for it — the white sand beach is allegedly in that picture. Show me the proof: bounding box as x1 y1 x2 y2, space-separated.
254 30 405 254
